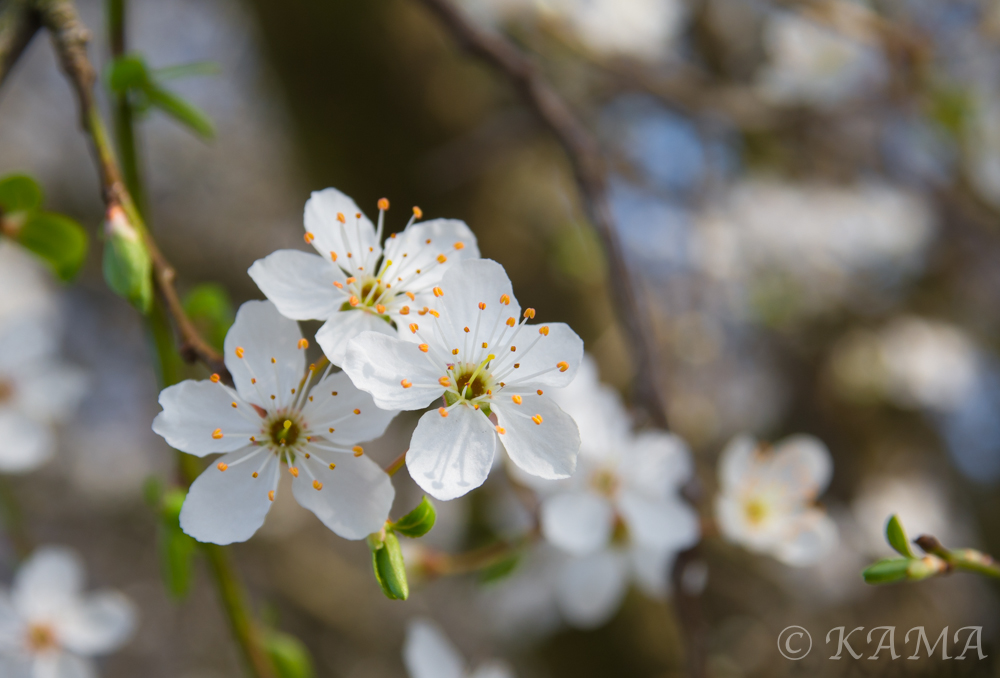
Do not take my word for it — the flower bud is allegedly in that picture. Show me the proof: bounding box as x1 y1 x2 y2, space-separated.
103 205 153 313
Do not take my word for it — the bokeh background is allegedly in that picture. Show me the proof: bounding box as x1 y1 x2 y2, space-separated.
1 0 1000 675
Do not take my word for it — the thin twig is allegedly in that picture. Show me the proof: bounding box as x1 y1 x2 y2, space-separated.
29 0 229 380
0 0 39 88
383 449 407 477
415 0 670 429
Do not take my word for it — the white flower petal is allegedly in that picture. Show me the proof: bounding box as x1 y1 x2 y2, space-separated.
0 657 30 678
248 249 348 321
0 592 23 651
769 434 834 499
57 592 136 656
292 452 394 540
555 551 628 629
403 619 466 678
470 661 516 678
224 301 306 407
301 371 398 444
718 434 758 491
494 396 579 480
303 188 380 266
383 218 480 293
540 491 614 555
618 491 700 553
342 332 442 411
628 545 675 598
179 450 275 544
434 259 520 350
316 312 398 368
152 381 259 457
774 510 839 567
549 356 631 463
407 405 496 501
13 547 84 621
33 653 94 678
495 323 583 390
619 431 692 499
0 412 53 473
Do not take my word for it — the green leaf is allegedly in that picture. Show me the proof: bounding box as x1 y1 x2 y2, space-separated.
153 61 221 81
184 283 235 351
107 54 151 94
15 212 89 281
863 558 911 585
886 514 915 558
146 83 215 139
369 531 409 600
103 209 153 313
0 174 42 212
480 553 520 583
391 497 436 538
265 630 314 678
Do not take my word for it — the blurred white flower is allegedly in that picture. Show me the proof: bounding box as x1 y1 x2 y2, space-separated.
715 434 838 566
758 12 886 107
250 188 479 366
404 619 514 678
533 357 700 628
695 180 934 315
0 242 56 327
877 317 978 411
0 316 87 474
0 547 136 678
152 300 397 545
852 475 963 555
548 0 686 61
343 259 583 501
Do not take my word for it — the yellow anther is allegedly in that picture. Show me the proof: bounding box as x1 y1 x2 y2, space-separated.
478 302 486 310
506 317 516 327
346 276 357 284
329 427 335 432
482 342 488 349
251 378 257 384
353 446 364 457
332 391 338 396
557 361 569 372
313 480 323 490
298 338 309 349
500 294 510 305
252 471 259 478
400 306 410 315
353 408 361 415
464 326 470 333
337 212 346 223
419 344 429 353
304 232 315 244
524 308 536 319
532 414 544 425
429 309 440 318
418 308 428 316
539 326 550 336
376 304 386 314
473 403 480 410
329 463 337 470
331 251 338 261
438 407 449 417
283 419 292 430
433 287 444 297
514 363 520 368
349 296 360 307
270 395 276 400
333 281 344 288
401 379 412 388
356 212 362 218
378 197 390 210
454 241 465 250
496 426 506 434
268 490 275 502
409 323 419 333
212 429 223 440
425 239 432 244
217 462 228 471
413 206 423 218
235 346 245 358
512 395 522 404
439 376 451 387
510 346 516 352
210 373 220 383
487 354 495 361
231 402 238 408
271 357 277 364
406 291 416 301
250 436 256 442
452 348 459 355
289 467 299 477
537 389 544 395
436 254 447 264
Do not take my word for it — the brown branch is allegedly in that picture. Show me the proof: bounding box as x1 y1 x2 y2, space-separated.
0 0 40 88
415 0 670 429
29 0 229 381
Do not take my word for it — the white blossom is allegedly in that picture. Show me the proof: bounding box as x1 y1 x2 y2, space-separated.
715 434 837 566
549 0 686 61
152 300 397 545
0 242 57 326
249 188 479 366
343 259 583 501
534 357 699 627
0 315 87 474
758 11 886 107
0 547 136 678
404 618 514 678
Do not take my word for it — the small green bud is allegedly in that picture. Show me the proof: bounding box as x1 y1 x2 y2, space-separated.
369 530 409 600
863 558 911 584
885 514 916 558
391 497 436 538
102 205 153 313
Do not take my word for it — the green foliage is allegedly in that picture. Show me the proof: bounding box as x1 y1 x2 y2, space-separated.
107 53 216 140
863 558 911 585
885 514 915 558
0 174 89 281
265 630 315 678
368 531 409 600
480 553 520 584
184 283 235 351
102 209 153 313
153 487 198 599
391 497 436 538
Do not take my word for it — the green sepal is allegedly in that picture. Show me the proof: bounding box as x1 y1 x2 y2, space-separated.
885 514 915 558
862 558 911 585
391 496 436 538
265 630 315 678
368 531 409 600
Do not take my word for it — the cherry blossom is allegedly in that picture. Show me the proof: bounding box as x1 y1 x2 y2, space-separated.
152 300 397 544
342 259 583 501
249 188 479 365
404 619 514 678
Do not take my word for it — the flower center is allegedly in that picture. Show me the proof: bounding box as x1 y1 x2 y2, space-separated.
590 468 620 498
341 275 392 317
455 367 490 400
267 415 302 449
0 379 13 404
26 623 57 653
744 497 769 526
